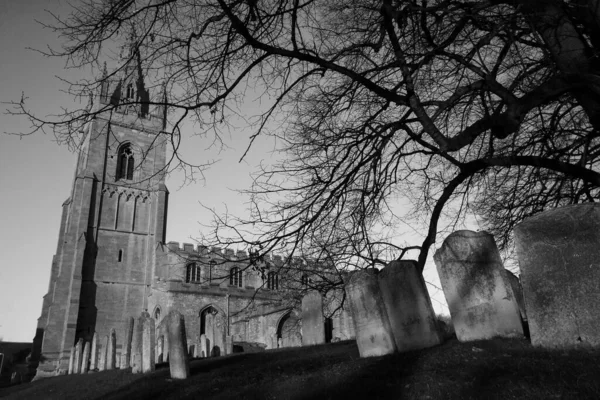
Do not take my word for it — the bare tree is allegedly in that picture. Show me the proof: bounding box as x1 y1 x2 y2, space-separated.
8 0 600 276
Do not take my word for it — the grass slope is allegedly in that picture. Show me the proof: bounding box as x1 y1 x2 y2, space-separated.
1 338 599 400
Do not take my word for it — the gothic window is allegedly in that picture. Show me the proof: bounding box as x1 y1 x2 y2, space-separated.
154 307 161 321
186 263 200 283
301 274 311 287
230 267 243 287
126 83 135 100
267 272 279 290
116 143 134 181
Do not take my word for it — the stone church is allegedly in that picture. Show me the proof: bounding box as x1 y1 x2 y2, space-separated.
32 44 355 378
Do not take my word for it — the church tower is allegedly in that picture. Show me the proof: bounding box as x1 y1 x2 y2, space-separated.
33 38 169 376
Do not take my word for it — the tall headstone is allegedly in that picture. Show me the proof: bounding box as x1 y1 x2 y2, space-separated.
502 270 528 323
98 341 107 371
131 314 145 373
514 204 600 348
81 341 91 373
346 270 396 357
301 291 326 346
106 329 116 370
142 316 156 373
68 346 75 375
200 334 207 358
121 317 135 369
167 310 190 379
74 338 83 374
225 335 233 355
205 313 214 357
434 230 523 342
378 260 442 351
157 335 164 363
90 332 98 371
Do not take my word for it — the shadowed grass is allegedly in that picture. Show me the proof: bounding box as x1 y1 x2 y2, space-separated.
1 338 598 399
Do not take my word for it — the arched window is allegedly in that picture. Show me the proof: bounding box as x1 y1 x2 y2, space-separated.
301 274 311 287
126 83 135 100
267 272 279 290
230 267 243 287
116 143 134 181
154 307 161 321
186 263 200 283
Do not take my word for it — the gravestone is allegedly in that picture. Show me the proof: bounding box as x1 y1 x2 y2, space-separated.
106 329 117 370
142 316 156 373
346 270 396 357
200 334 207 358
502 270 528 323
98 341 107 371
225 335 233 355
82 341 91 373
167 310 190 379
157 335 164 363
301 291 326 346
74 338 83 374
514 203 600 348
378 260 442 351
434 230 523 342
90 332 98 371
68 346 75 374
121 317 135 369
205 314 214 357
131 314 145 373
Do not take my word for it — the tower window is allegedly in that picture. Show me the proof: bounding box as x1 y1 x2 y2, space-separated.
118 249 123 262
267 272 279 290
301 275 311 287
126 83 135 100
116 143 134 181
186 263 200 283
230 267 243 287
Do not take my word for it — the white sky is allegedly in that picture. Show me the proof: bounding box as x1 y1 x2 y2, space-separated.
0 0 453 342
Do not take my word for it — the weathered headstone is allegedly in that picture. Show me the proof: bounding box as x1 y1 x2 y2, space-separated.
142 316 156 373
167 310 190 379
131 314 145 373
106 329 116 370
502 270 528 323
434 230 523 342
514 203 600 348
74 338 83 374
346 270 396 357
121 317 135 369
200 334 207 358
90 332 98 371
98 341 107 371
157 335 164 363
82 341 91 373
68 346 75 374
378 260 442 352
225 335 233 355
302 291 326 346
205 313 215 357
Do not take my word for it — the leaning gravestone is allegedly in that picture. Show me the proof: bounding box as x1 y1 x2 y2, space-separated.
90 332 98 371
142 316 156 373
121 317 135 369
378 260 442 351
301 291 326 346
68 346 75 374
74 338 83 374
434 230 523 342
82 341 91 373
514 203 600 348
502 270 527 323
106 329 117 370
167 310 190 379
346 269 396 357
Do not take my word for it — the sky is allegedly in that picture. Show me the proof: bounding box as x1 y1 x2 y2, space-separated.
0 0 452 342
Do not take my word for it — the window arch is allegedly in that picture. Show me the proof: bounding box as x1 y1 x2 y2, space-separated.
154 307 161 321
116 143 134 181
126 83 135 100
230 267 243 287
267 272 279 290
301 274 311 287
186 263 200 283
